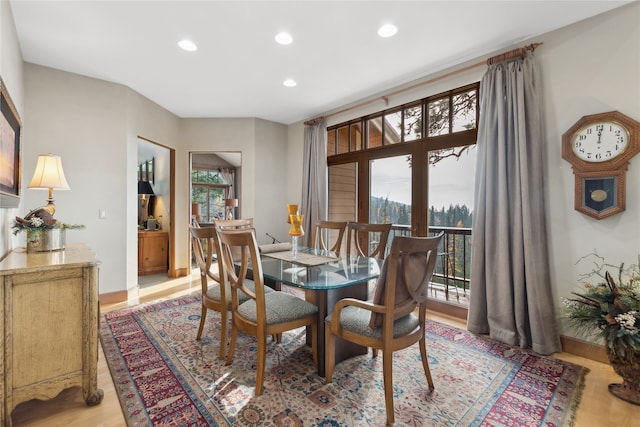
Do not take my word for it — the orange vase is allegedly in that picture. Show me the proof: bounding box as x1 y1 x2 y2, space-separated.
289 214 304 257
286 204 299 223
288 214 304 236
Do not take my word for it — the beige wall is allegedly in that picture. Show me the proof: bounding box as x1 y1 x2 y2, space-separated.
23 65 131 293
539 3 639 331
255 119 289 241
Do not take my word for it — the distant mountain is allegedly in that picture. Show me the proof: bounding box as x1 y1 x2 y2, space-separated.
369 196 472 228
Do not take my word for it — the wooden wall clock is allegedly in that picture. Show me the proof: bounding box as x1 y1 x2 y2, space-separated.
562 111 640 220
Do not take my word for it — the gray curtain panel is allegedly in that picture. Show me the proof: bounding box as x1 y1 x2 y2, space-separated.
220 169 235 200
467 53 561 355
300 121 327 247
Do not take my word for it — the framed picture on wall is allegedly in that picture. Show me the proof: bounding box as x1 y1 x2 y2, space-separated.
146 157 154 184
137 157 154 184
0 77 22 208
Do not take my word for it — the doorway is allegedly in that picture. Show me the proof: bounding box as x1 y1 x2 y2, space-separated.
189 151 241 270
190 152 241 223
138 137 175 287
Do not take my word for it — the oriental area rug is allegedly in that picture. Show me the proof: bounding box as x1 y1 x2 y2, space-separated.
100 295 587 426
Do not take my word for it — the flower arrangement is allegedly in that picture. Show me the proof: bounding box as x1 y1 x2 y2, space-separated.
12 207 85 235
563 252 640 357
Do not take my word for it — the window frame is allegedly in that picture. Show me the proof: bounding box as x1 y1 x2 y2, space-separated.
327 82 479 236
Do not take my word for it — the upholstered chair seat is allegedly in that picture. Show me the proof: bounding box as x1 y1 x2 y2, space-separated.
206 279 272 308
326 307 419 340
238 292 318 325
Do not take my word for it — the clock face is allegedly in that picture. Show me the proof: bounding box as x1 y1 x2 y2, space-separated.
571 121 629 162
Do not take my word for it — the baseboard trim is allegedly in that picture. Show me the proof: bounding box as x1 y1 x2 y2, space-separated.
428 298 468 320
170 268 188 278
98 290 128 305
560 335 608 364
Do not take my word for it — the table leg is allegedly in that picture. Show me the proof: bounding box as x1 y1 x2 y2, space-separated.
305 283 368 377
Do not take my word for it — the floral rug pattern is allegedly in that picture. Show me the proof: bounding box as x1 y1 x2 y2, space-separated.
100 295 587 426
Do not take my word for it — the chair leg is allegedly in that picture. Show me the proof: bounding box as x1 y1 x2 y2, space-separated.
382 348 395 426
225 324 239 366
419 335 434 389
218 310 227 360
372 348 379 358
196 304 207 340
310 322 318 368
255 333 267 396
324 326 335 382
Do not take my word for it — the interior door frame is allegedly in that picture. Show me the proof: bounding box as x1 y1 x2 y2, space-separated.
138 136 176 277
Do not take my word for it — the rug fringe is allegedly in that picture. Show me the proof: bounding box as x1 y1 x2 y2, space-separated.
562 366 591 427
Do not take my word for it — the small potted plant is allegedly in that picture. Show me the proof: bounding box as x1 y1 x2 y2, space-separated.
563 252 640 405
12 207 85 252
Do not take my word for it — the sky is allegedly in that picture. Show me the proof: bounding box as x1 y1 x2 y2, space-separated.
370 150 476 210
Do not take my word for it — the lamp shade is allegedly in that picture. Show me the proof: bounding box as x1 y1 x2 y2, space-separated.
138 180 155 195
28 154 70 190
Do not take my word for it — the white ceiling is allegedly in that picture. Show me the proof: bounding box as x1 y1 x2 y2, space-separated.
9 1 632 125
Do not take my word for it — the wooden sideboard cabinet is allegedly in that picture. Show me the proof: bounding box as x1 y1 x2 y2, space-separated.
0 243 103 427
138 230 168 275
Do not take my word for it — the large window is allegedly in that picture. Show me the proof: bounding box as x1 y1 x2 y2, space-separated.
327 82 479 237
369 155 412 226
191 168 230 223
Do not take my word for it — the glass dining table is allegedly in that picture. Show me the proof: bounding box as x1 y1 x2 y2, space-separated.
258 247 381 377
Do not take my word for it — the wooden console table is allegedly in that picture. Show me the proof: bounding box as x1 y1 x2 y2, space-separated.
0 243 103 426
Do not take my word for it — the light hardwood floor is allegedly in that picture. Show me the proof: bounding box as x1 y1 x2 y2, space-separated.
10 275 639 426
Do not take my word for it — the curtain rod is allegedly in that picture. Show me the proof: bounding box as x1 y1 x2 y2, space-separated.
303 42 542 126
486 42 542 65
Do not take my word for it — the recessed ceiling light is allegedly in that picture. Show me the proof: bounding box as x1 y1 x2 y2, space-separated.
178 39 198 52
275 32 293 45
378 24 398 38
283 79 297 87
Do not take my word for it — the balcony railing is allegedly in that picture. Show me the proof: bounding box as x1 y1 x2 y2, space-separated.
390 225 472 305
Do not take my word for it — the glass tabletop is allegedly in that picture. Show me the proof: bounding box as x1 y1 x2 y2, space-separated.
259 247 381 290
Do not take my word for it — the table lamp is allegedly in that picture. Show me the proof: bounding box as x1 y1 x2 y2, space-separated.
28 154 70 212
138 180 155 227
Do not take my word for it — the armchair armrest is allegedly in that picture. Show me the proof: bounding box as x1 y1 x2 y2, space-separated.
330 298 385 335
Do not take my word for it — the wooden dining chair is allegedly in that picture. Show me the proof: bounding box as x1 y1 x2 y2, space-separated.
215 218 255 262
311 220 348 254
217 228 319 396
214 217 254 230
189 225 229 359
325 232 443 426
189 224 272 360
346 222 392 261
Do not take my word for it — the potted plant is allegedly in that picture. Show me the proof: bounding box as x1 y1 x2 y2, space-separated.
12 207 85 252
563 252 640 405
